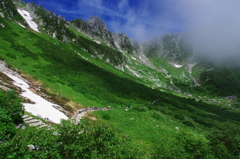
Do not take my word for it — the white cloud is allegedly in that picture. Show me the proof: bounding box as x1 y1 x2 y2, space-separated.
177 0 240 63
74 0 125 19
117 0 129 13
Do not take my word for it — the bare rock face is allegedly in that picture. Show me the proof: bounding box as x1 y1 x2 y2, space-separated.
25 2 37 12
142 33 194 63
113 33 137 54
70 18 87 34
86 16 116 48
0 0 18 18
0 12 4 17
70 16 117 48
220 95 237 100
87 16 109 36
12 0 24 6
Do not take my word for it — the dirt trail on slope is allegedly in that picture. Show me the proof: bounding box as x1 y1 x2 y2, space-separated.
73 109 95 124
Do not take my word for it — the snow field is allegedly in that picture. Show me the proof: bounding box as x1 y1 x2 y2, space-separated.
174 64 183 68
17 22 25 28
131 57 136 60
17 9 40 32
4 73 68 124
94 40 101 44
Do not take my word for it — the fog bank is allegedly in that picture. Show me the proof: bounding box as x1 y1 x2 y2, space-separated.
179 0 240 64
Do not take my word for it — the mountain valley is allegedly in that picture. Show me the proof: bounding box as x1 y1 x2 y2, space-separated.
0 0 240 158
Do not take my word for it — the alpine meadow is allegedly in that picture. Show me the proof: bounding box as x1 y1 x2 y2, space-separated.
0 0 240 158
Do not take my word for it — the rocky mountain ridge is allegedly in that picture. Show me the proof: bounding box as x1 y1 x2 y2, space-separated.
8 0 129 67
11 0 138 54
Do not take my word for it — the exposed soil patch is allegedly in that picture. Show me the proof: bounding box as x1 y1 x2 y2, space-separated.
21 73 42 86
85 112 97 120
0 72 22 92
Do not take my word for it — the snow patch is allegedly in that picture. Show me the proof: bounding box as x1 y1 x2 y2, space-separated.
17 22 25 28
78 53 90 62
206 68 214 71
0 23 5 28
131 57 136 60
17 9 39 32
188 63 200 86
114 42 122 52
174 64 183 68
3 72 68 123
0 12 4 18
94 40 101 44
125 66 141 77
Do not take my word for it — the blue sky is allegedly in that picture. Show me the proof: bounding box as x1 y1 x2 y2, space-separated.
23 0 187 41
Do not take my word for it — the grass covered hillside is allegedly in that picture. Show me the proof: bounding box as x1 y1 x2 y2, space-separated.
199 66 240 96
0 1 240 158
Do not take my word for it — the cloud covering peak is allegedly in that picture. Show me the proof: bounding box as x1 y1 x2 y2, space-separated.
179 0 240 63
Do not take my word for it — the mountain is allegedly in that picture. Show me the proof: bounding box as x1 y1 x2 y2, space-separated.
1 0 240 157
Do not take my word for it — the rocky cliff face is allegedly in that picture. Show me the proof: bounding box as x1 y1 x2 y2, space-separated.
71 18 139 55
112 33 138 54
110 31 196 66
70 17 117 48
12 0 24 6
0 0 25 22
86 16 112 42
24 2 72 42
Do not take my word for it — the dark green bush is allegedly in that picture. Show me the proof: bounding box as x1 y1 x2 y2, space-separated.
6 52 17 59
182 121 195 128
191 116 214 128
0 119 141 158
152 112 162 120
154 131 211 158
0 90 23 140
132 106 147 112
0 90 23 123
174 114 185 120
207 122 240 158
102 113 110 120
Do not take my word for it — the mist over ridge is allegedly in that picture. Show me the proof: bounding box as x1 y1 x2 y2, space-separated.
176 0 240 65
